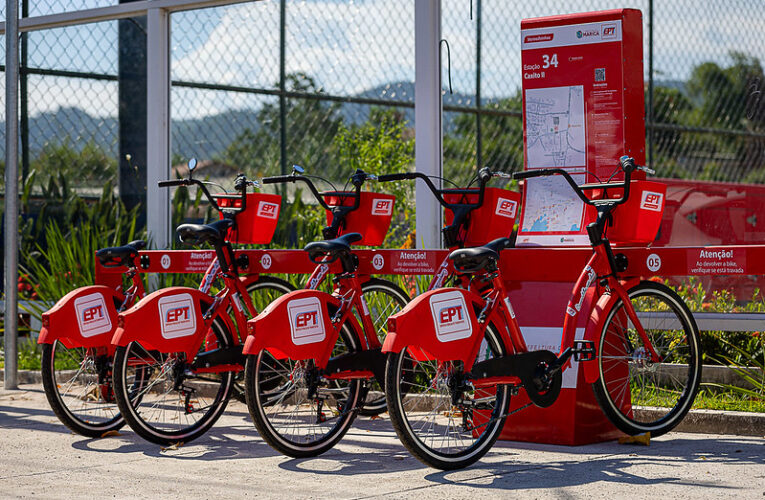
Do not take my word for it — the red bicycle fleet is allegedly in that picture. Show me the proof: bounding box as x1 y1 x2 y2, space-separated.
37 155 702 471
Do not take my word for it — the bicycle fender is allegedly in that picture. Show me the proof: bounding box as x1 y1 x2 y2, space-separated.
582 278 644 384
112 287 217 356
383 288 485 366
243 289 356 369
38 285 124 349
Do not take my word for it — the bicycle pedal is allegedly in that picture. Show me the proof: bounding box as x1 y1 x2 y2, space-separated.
572 340 596 362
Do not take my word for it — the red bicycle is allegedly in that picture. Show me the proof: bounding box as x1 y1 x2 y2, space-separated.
38 240 147 437
243 167 414 457
110 162 293 445
242 166 521 457
383 157 702 469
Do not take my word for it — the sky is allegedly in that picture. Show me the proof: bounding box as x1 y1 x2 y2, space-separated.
2 0 765 119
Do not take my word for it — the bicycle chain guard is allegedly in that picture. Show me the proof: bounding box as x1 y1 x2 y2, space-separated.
468 349 562 408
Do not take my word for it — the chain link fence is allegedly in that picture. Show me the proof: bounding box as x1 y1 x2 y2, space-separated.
3 0 765 196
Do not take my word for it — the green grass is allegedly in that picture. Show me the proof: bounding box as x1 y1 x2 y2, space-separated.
692 387 765 413
632 384 765 413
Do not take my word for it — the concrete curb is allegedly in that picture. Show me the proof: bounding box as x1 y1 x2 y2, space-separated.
3 370 763 437
636 407 765 437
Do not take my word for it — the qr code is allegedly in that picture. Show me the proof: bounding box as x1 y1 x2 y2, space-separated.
595 68 606 82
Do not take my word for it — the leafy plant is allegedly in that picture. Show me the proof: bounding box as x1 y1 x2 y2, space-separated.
332 107 415 247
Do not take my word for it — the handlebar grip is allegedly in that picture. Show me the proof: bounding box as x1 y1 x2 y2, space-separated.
158 179 187 187
378 173 415 182
262 175 296 185
620 155 636 173
513 169 548 180
478 167 492 184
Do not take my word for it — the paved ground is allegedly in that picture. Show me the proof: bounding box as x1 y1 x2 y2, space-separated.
1 384 763 499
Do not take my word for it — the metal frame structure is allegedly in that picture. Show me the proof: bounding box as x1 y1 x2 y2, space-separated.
1 0 444 387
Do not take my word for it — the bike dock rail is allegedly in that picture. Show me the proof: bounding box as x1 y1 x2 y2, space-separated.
93 244 765 333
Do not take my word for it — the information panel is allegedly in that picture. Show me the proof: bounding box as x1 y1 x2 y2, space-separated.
518 9 645 246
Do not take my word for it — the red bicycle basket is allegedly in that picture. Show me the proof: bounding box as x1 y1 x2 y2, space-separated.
605 180 666 245
213 192 282 245
322 191 396 246
443 187 521 247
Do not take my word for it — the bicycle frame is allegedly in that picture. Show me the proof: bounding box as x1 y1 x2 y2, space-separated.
385 238 664 404
243 259 378 379
112 253 260 367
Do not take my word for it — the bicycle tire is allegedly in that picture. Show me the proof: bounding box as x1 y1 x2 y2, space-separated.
358 278 410 416
245 306 363 458
113 314 235 445
385 320 511 470
41 342 124 437
592 281 701 436
230 277 295 404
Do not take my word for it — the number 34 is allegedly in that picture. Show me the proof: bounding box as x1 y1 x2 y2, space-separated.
542 53 558 68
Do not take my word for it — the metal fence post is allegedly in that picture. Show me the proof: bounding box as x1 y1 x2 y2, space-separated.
647 0 654 168
415 0 442 249
4 0 20 390
146 7 171 257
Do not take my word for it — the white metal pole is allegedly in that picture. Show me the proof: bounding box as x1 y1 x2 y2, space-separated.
146 7 171 257
4 0 20 389
414 0 442 249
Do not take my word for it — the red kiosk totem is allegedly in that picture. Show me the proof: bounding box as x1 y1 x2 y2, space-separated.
499 9 647 444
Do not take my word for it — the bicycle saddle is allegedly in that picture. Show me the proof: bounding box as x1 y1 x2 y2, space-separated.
176 219 233 247
449 237 512 273
96 240 147 267
304 233 362 270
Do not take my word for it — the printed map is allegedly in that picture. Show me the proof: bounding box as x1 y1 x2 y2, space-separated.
525 85 586 168
520 173 586 233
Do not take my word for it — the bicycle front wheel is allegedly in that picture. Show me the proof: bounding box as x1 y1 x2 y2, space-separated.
359 278 410 416
41 342 124 437
230 276 295 404
385 322 511 470
113 315 235 445
593 281 701 436
245 312 363 458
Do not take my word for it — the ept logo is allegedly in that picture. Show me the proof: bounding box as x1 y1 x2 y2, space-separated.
439 305 464 324
74 293 112 337
257 201 280 220
165 306 190 323
495 198 518 218
82 304 104 323
287 296 326 345
429 291 472 342
158 294 197 339
295 310 318 328
601 24 617 39
371 198 393 216
640 191 664 212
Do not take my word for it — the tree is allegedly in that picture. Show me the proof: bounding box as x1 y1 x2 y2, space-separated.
444 93 524 185
221 72 345 180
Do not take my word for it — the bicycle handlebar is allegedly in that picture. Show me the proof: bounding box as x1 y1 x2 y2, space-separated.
378 167 497 247
158 166 257 216
158 179 189 187
263 168 377 240
378 167 493 209
512 156 638 208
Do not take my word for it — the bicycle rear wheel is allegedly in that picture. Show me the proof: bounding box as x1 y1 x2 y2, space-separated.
113 315 235 445
245 311 363 458
41 342 124 437
358 278 410 416
385 322 511 470
593 281 701 436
